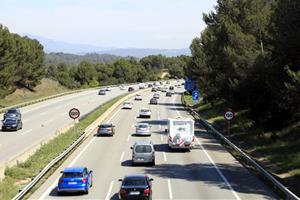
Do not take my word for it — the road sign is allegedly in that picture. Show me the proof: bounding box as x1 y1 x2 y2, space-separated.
224 109 234 121
192 90 200 103
69 108 80 120
184 77 196 92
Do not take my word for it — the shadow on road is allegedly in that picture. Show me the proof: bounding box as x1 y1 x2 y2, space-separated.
110 193 119 200
49 186 86 197
143 163 276 197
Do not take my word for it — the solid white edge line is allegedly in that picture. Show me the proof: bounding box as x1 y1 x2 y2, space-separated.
127 135 130 141
107 108 121 123
105 180 115 200
163 152 167 162
161 135 163 142
195 138 241 200
174 94 241 200
39 137 96 199
167 179 173 200
120 152 125 162
21 129 33 136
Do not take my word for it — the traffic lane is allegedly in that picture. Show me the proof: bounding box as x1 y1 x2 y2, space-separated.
29 90 152 199
0 88 129 163
164 91 277 199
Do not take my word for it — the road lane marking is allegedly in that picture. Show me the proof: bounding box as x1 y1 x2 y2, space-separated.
159 124 162 129
195 138 241 200
107 108 121 123
161 135 163 142
127 135 131 141
21 129 32 136
105 180 115 200
167 179 173 200
163 152 167 162
173 95 241 200
172 96 181 117
120 152 125 162
40 105 123 199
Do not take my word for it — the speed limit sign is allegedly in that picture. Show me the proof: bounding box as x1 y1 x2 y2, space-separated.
224 109 234 121
69 108 80 120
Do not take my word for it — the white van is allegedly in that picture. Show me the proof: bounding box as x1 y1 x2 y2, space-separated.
167 118 194 150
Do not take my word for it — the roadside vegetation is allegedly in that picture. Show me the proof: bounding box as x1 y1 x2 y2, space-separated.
184 93 300 195
185 0 299 194
0 95 125 200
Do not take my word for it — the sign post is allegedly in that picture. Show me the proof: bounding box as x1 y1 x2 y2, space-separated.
224 108 234 135
69 108 80 138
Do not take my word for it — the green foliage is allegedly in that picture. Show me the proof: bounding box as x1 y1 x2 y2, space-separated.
189 0 299 129
0 25 45 97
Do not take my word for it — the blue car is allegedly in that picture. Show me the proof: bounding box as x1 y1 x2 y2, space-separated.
57 167 93 194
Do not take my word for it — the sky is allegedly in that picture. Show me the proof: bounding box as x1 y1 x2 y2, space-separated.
0 0 217 49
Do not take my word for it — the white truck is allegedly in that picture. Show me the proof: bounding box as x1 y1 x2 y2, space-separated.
139 83 146 89
167 118 195 150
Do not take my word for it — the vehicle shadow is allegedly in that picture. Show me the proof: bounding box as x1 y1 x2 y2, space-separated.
49 186 86 197
121 159 153 167
110 193 119 200
154 143 190 153
131 134 151 137
143 163 277 198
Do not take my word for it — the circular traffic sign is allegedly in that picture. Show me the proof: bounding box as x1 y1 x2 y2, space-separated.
69 108 80 119
224 109 234 121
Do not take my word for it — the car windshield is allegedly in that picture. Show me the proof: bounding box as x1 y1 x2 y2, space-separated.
62 172 83 178
138 124 148 128
141 109 149 112
100 124 112 128
7 110 17 114
123 178 147 186
134 145 152 153
4 119 16 123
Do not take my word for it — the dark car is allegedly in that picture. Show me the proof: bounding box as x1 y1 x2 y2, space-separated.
57 167 93 194
4 108 21 120
169 86 174 90
96 123 115 136
151 88 157 92
166 92 172 97
2 118 23 131
149 98 157 105
119 174 153 200
148 84 153 88
128 87 134 92
98 90 106 95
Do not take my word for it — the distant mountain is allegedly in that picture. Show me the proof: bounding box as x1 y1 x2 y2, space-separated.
23 34 190 58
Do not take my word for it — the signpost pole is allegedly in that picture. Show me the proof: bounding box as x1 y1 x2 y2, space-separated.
69 108 80 140
227 120 230 135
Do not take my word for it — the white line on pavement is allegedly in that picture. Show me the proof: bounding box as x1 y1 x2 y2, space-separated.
107 108 121 123
39 137 97 200
173 94 241 200
105 180 115 200
163 152 167 162
159 124 162 129
120 152 125 162
21 129 32 136
127 135 131 141
161 135 163 142
167 179 173 200
195 138 241 200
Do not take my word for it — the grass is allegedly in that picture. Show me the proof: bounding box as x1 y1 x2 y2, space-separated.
0 94 126 200
183 94 300 195
0 79 70 108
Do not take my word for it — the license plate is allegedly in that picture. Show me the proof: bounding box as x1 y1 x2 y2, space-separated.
130 191 140 195
68 181 77 185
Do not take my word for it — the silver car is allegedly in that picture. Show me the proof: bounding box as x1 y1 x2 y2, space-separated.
135 123 151 136
131 141 155 166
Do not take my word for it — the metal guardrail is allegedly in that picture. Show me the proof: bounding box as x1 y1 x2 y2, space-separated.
181 95 300 200
12 132 86 200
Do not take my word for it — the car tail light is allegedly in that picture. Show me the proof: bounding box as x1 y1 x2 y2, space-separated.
143 188 150 195
169 136 172 142
82 178 87 183
58 179 64 184
119 189 127 196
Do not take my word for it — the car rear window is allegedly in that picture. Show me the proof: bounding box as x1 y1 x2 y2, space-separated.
7 110 17 113
62 172 83 178
5 119 16 123
134 145 152 153
138 124 148 128
123 178 147 186
141 109 149 112
100 124 112 128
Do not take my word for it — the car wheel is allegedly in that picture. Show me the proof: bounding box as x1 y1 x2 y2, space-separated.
84 188 89 194
151 160 155 166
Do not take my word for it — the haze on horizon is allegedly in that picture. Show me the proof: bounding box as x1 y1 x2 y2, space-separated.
0 0 217 49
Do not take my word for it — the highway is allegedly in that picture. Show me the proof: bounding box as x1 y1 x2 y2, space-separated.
30 86 277 200
0 86 135 165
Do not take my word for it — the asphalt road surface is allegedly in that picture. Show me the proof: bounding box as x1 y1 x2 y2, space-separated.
30 86 277 200
0 85 136 164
